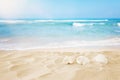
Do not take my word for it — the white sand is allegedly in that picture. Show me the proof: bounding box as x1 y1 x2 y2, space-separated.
0 48 120 80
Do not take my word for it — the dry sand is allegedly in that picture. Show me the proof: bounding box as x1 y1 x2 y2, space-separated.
0 48 120 80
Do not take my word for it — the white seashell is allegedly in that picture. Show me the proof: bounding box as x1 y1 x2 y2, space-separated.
93 54 108 64
76 56 90 65
63 56 75 64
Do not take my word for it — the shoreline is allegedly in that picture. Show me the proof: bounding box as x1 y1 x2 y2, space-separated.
0 37 120 51
0 46 120 52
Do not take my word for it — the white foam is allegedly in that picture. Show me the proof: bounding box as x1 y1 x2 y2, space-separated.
73 23 93 27
0 38 120 50
0 20 39 24
0 20 26 24
0 19 108 24
53 19 108 22
117 23 120 27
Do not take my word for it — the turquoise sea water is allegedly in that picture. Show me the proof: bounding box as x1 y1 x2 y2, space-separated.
0 19 120 50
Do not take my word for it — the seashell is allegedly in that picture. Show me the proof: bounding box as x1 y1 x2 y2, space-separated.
63 56 75 64
93 54 108 64
76 56 90 65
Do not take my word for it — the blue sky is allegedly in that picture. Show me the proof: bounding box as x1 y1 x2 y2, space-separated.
0 0 120 19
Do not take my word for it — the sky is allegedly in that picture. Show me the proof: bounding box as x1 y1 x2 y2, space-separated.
0 0 120 19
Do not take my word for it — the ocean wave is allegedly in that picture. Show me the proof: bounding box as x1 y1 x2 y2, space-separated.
73 23 94 27
50 19 108 22
0 19 109 24
0 20 27 24
0 20 39 24
117 23 120 27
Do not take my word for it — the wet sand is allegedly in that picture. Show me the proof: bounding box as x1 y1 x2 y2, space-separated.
0 48 120 80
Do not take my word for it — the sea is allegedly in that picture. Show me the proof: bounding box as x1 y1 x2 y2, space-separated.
0 19 120 50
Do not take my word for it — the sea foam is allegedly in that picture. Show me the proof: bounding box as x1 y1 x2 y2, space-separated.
0 19 109 24
73 23 93 27
0 38 120 50
117 23 120 27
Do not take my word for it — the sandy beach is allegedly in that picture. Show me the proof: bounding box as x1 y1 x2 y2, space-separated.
0 0 120 79
0 48 120 80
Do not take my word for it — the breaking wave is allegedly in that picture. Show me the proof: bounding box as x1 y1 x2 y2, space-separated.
73 23 93 27
117 23 120 27
0 19 109 24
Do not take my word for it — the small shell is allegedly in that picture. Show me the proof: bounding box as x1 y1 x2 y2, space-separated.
63 56 75 64
93 54 108 64
76 56 90 65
